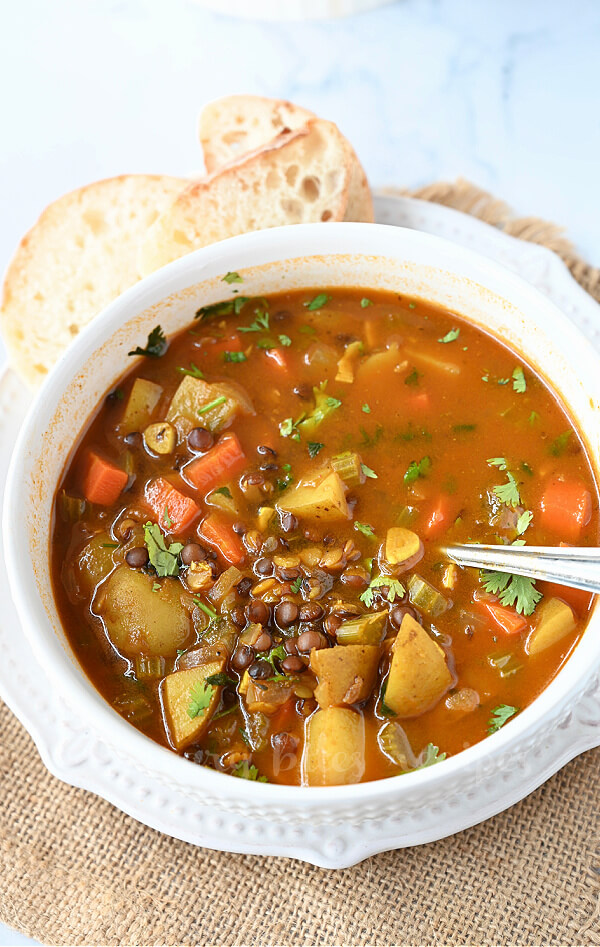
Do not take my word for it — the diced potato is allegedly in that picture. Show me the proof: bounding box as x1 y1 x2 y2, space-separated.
335 340 363 383
356 343 402 385
121 378 163 433
335 611 387 646
166 375 254 436
310 644 380 707
162 658 225 750
96 566 192 657
526 597 576 655
73 532 115 596
256 506 275 531
384 527 422 565
278 469 349 522
403 347 460 376
206 487 238 516
302 707 365 786
384 614 452 716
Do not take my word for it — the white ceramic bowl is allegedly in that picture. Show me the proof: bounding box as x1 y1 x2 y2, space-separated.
4 223 600 839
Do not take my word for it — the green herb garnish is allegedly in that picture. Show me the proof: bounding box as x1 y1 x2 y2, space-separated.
187 681 215 719
128 325 167 359
198 395 227 415
232 761 268 782
550 431 571 457
196 297 252 320
176 362 204 379
362 404 371 414
205 672 236 687
354 521 375 538
487 705 519 734
278 334 292 347
512 367 527 393
290 575 303 594
304 293 331 311
361 463 378 479
404 456 431 484
222 271 243 284
480 570 542 616
163 505 173 528
193 598 219 621
405 367 420 386
360 298 373 308
143 522 183 577
308 441 324 458
214 486 232 498
360 575 405 608
415 743 446 768
438 328 460 344
224 351 247 363
238 310 270 333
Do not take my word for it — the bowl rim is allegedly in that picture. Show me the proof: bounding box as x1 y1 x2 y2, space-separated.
4 220 600 808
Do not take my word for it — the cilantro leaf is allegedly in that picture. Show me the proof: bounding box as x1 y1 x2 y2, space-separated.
222 271 243 284
279 416 301 440
214 486 232 498
480 569 542 616
291 575 303 594
238 310 270 333
438 328 460 344
143 522 183 577
163 505 173 528
415 743 447 769
487 457 508 470
404 456 431 484
304 293 331 311
405 367 420 386
128 325 167 359
205 672 236 687
361 463 378 479
516 510 533 535
360 297 373 308
326 396 342 409
354 521 375 538
232 761 268 782
307 441 324 458
187 681 215 719
550 431 571 457
493 472 521 508
512 367 527 393
224 351 247 363
362 404 371 414
360 575 405 608
487 704 519 734
278 334 292 347
195 296 252 320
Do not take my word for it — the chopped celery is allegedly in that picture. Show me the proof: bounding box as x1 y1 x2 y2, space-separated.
377 721 417 769
407 574 448 618
297 383 341 436
488 652 523 679
135 654 166 679
331 451 364 487
113 694 153 725
336 610 387 645
396 505 418 527
59 489 86 522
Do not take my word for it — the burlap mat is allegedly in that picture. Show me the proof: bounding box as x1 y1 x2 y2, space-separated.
1 180 599 947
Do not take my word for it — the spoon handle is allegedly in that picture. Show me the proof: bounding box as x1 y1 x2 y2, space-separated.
443 544 600 595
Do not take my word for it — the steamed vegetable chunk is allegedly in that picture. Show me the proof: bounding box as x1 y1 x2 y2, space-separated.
96 566 192 657
167 375 254 436
384 614 453 717
278 469 349 522
51 286 598 787
310 644 380 708
163 659 225 750
303 707 365 786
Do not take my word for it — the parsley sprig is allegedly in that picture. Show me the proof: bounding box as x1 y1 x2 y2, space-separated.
128 325 167 359
360 575 405 608
487 704 519 733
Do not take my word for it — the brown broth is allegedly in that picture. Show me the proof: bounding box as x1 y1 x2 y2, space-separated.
50 288 599 786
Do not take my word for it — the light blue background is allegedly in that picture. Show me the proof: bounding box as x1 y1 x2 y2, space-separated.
1 0 599 943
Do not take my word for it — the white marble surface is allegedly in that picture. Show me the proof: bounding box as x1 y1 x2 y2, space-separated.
1 0 599 943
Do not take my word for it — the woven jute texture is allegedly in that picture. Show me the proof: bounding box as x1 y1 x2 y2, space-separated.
1 180 600 947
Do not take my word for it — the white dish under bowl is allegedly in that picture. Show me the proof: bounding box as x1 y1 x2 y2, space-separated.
3 221 600 866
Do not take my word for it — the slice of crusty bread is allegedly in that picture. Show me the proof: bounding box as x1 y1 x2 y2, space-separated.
1 174 188 387
199 95 374 224
139 119 353 277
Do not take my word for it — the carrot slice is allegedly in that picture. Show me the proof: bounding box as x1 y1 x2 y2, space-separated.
184 433 246 493
482 601 527 635
265 348 289 372
146 478 200 532
540 478 592 541
199 513 246 566
422 496 457 538
80 451 129 505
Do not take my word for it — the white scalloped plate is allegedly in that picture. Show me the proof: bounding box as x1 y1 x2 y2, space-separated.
1 194 599 869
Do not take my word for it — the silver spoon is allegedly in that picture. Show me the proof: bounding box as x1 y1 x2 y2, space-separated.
443 544 600 595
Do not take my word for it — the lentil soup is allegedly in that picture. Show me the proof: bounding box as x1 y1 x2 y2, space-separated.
51 287 598 786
